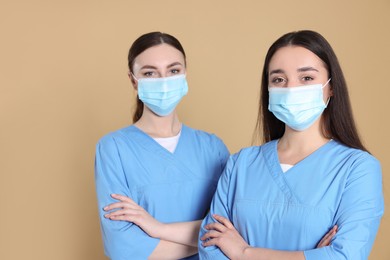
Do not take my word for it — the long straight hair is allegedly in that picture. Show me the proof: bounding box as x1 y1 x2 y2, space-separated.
128 32 186 123
253 30 368 152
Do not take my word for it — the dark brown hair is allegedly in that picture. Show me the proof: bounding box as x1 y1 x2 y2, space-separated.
253 30 368 152
128 32 186 122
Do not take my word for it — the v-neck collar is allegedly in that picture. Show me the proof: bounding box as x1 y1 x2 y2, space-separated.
129 124 186 158
262 139 335 203
267 139 334 174
125 124 200 179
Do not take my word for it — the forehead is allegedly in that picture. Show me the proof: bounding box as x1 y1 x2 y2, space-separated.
269 46 325 71
133 43 185 69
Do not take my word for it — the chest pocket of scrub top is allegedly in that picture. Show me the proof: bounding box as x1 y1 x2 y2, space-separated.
233 200 333 251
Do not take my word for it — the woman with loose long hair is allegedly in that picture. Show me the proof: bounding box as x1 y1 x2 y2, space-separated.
199 30 384 260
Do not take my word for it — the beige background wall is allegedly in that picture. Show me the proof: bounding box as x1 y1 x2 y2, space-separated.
1 0 389 259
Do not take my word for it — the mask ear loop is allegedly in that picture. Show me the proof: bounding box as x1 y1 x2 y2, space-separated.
322 78 332 106
322 78 332 89
130 72 139 82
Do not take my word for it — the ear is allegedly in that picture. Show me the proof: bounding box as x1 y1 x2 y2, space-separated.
128 72 138 90
329 84 334 97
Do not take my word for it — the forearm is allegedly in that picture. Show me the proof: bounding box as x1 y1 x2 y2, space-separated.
149 240 197 259
158 220 201 247
242 247 305 260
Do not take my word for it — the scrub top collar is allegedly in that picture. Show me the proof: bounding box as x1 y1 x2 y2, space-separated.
130 124 187 157
262 139 336 203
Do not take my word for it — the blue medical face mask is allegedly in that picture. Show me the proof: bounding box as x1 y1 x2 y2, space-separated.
268 79 331 131
135 74 188 117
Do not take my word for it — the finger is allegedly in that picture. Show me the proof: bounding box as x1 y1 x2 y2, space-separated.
111 194 136 204
205 222 227 232
104 202 128 211
200 230 221 241
202 238 219 247
326 225 338 239
318 231 332 246
318 225 338 247
107 214 133 222
318 236 330 247
104 202 139 211
213 214 234 229
105 208 141 218
333 225 338 233
105 208 138 218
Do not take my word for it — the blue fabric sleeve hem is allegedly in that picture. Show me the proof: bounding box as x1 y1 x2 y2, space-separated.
304 247 334 260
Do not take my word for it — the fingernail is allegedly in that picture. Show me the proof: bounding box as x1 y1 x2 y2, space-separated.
103 207 108 211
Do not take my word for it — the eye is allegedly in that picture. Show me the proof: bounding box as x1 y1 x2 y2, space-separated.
302 76 314 81
170 69 180 74
168 67 184 76
143 71 155 77
270 77 286 86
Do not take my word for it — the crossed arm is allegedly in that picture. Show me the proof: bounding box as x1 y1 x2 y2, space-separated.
104 194 199 259
104 194 336 259
200 214 337 260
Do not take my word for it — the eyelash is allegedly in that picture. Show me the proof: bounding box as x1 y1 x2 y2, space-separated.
170 68 180 74
142 69 181 77
143 71 154 77
270 76 315 84
302 76 314 81
271 77 286 83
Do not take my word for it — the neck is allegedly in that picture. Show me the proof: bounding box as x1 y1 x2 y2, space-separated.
277 120 331 165
279 129 329 150
134 108 181 138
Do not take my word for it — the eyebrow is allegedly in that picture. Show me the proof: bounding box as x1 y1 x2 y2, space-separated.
269 69 284 76
167 62 183 68
140 65 158 70
140 62 184 70
297 66 319 72
269 66 319 75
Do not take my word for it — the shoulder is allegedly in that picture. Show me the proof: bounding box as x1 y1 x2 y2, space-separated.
330 141 382 186
331 141 381 170
234 146 262 159
331 142 384 214
184 125 222 140
224 144 268 172
223 141 277 176
97 125 136 147
183 125 226 148
218 145 270 187
230 141 272 162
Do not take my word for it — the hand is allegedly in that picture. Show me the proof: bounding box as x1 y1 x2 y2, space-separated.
103 194 163 238
200 214 250 260
317 225 338 248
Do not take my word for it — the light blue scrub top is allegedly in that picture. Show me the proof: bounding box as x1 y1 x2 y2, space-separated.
95 125 229 260
199 140 384 259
